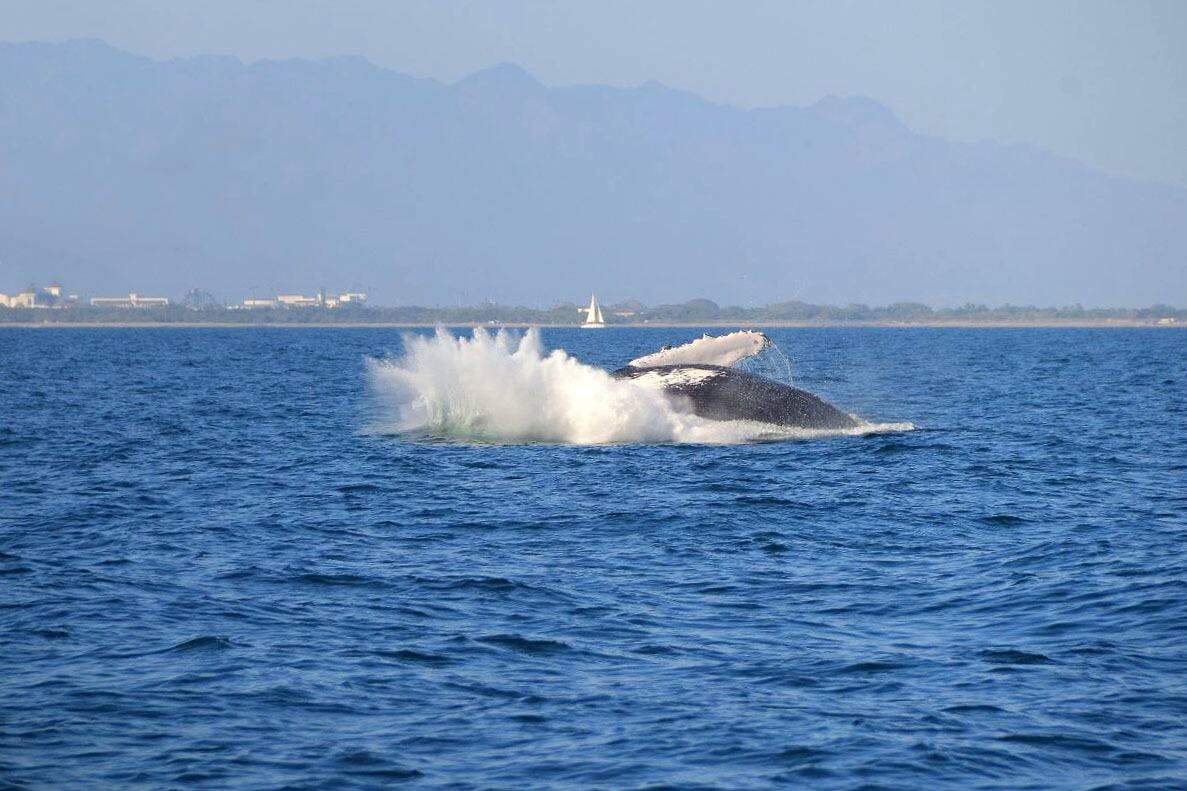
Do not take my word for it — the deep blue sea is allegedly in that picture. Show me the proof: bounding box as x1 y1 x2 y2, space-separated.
2 326 1186 789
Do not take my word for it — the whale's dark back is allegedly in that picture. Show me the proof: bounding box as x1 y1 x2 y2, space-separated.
612 364 859 430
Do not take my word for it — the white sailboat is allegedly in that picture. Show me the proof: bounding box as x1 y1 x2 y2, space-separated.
582 294 606 328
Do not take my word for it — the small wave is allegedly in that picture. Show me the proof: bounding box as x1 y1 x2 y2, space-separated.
996 733 1115 754
476 633 572 654
444 576 531 593
333 749 423 780
366 328 911 445
294 572 382 588
374 648 452 666
337 482 384 494
978 649 1056 666
837 659 908 674
776 745 831 762
872 439 953 454
981 514 1030 526
942 703 1008 715
167 636 234 653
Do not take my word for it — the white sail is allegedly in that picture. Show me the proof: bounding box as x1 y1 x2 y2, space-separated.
582 294 605 328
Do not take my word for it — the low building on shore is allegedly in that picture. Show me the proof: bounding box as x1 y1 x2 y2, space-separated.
0 290 36 308
322 292 367 308
277 294 321 308
2 283 77 308
90 292 170 308
263 291 368 309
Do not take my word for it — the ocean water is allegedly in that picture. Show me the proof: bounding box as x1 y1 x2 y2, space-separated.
2 326 1185 789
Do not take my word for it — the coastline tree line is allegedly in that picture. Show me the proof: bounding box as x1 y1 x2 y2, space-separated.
2 299 1184 324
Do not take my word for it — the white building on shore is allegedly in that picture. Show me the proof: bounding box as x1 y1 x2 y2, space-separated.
2 282 77 308
90 292 170 308
331 292 367 307
0 288 38 308
277 294 321 308
243 290 368 309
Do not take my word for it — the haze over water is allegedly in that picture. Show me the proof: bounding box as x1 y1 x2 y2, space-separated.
2 326 1185 788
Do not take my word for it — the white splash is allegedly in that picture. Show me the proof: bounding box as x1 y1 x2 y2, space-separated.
366 328 912 445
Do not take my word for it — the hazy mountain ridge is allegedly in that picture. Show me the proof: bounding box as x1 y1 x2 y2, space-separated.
1 39 1184 306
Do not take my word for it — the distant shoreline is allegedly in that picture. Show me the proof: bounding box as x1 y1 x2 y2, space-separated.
2 319 1182 329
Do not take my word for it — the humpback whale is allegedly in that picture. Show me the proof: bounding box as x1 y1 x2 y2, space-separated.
612 331 859 430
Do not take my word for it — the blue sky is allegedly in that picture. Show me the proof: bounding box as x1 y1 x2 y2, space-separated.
5 0 1186 186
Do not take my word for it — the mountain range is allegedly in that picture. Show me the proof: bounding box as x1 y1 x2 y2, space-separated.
1 39 1184 306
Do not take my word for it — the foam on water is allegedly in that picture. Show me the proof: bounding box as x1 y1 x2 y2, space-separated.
367 328 912 444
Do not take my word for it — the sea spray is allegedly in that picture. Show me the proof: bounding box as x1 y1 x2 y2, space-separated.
368 327 681 443
736 338 795 386
367 328 912 444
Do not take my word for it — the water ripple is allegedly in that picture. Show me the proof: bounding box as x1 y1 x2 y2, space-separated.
1 326 1185 788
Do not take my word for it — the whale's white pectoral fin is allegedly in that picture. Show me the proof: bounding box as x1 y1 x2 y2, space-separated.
628 330 771 369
